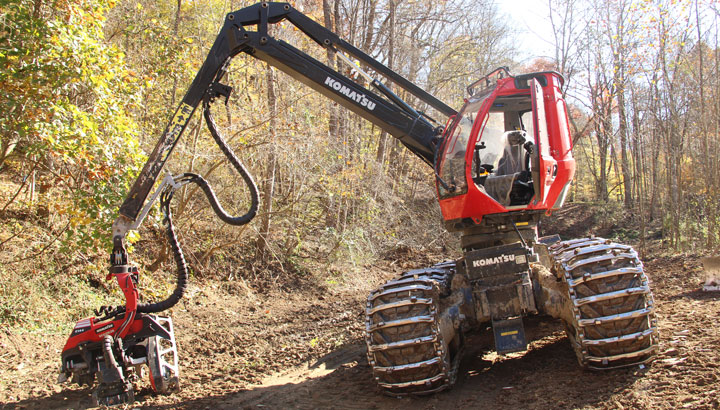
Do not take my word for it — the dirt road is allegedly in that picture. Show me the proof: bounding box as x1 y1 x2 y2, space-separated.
2 253 719 409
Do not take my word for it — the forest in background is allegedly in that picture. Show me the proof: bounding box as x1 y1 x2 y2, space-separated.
1 0 719 327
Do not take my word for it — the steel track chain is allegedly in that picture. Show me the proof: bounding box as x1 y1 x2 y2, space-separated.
549 237 659 369
147 315 180 394
365 261 459 396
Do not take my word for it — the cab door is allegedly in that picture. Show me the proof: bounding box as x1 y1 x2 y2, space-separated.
530 78 557 204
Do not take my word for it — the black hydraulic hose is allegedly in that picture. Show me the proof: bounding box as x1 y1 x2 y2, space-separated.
202 99 259 225
102 335 120 372
137 97 260 314
137 187 187 313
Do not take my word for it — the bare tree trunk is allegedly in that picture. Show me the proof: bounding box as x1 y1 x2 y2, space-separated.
375 0 398 167
376 132 388 164
256 67 277 260
695 0 713 248
323 0 338 139
610 2 633 208
0 138 17 171
362 0 377 51
615 72 632 208
385 0 400 170
712 22 720 249
629 85 646 256
33 0 42 19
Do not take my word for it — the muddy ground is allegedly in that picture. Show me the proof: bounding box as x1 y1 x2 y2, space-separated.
2 246 719 410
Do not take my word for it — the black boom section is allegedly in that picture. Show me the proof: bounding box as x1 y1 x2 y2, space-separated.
246 35 438 159
119 1 454 222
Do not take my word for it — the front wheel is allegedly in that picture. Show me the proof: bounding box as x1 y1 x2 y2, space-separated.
549 237 659 369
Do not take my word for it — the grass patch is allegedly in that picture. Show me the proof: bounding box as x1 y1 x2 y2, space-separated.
0 263 114 334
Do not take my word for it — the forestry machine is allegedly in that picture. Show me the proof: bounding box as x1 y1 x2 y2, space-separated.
58 2 659 405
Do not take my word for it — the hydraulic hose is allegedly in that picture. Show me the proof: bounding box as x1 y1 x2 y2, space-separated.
137 186 187 313
100 335 124 384
102 336 119 369
202 99 259 225
138 97 259 314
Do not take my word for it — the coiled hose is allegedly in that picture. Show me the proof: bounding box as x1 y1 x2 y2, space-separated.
137 98 259 314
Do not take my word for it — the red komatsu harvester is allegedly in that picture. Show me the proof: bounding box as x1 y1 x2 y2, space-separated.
58 3 658 405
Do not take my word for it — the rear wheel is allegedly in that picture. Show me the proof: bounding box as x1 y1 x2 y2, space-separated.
550 237 658 369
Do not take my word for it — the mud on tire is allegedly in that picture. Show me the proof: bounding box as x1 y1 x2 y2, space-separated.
550 237 659 369
365 262 459 396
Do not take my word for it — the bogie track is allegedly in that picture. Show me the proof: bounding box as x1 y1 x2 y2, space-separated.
365 261 462 396
147 315 180 394
549 237 659 369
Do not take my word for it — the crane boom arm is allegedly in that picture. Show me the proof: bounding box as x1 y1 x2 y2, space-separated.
114 1 456 239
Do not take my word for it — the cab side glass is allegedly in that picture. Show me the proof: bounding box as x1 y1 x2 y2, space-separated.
438 89 492 198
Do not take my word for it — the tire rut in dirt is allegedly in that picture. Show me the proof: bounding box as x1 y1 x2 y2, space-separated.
365 261 456 396
550 237 659 369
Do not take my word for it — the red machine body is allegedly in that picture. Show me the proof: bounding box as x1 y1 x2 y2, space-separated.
436 69 576 228
60 268 179 405
62 272 141 352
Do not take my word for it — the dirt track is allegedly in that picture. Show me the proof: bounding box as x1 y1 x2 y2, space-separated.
2 253 719 409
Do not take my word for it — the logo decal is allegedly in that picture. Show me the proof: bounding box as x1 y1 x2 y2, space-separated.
472 254 516 267
95 323 115 335
324 77 376 110
157 103 194 163
71 327 90 337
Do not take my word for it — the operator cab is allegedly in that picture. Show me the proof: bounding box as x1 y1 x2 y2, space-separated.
472 95 535 207
436 68 575 230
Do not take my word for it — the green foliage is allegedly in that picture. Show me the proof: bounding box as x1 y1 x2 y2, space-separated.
104 0 202 138
0 263 115 332
1 0 145 254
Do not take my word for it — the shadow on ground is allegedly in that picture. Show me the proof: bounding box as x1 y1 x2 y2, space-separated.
5 324 643 410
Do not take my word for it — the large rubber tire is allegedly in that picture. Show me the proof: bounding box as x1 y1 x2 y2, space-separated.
550 237 658 369
365 262 460 396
